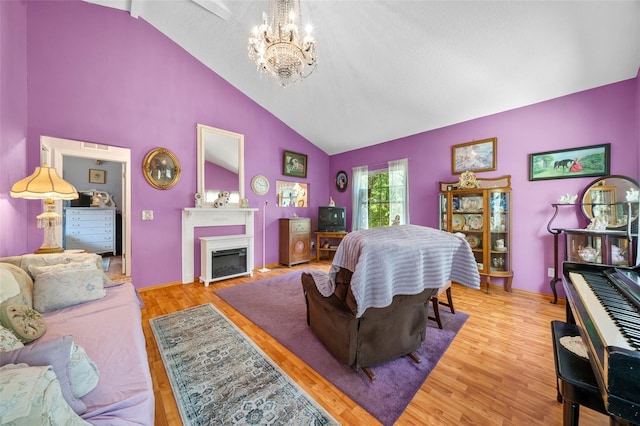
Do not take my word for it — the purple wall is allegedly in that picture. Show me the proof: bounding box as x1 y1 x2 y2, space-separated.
5 0 329 287
0 0 29 257
1 0 637 295
331 78 639 296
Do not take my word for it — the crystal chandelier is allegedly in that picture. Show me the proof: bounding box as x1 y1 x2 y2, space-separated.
248 0 317 87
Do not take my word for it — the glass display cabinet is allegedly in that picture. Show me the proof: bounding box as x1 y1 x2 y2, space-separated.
564 228 633 266
439 175 513 293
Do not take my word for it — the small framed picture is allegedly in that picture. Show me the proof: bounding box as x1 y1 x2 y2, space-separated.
89 169 106 184
283 150 307 178
452 137 497 174
336 171 348 192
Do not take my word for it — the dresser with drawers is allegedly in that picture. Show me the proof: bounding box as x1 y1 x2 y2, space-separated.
63 207 116 255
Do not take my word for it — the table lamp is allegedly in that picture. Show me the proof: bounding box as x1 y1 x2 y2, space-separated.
10 164 78 254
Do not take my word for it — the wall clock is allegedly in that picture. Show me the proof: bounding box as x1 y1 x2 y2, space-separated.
336 171 348 192
251 175 269 195
142 148 181 190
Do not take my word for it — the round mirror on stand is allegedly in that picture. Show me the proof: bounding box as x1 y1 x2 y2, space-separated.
581 175 639 229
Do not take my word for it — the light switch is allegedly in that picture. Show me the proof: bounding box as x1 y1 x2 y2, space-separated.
142 210 154 221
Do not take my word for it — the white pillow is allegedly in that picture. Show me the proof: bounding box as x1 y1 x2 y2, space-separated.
69 344 100 398
33 268 105 313
0 364 90 425
0 324 23 352
29 260 98 276
0 268 20 303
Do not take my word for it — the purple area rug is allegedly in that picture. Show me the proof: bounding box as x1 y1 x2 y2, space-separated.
215 271 468 426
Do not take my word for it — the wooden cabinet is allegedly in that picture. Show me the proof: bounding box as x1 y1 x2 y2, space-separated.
64 207 116 255
279 218 311 266
439 175 513 292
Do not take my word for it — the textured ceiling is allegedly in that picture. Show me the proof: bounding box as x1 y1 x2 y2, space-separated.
86 0 640 155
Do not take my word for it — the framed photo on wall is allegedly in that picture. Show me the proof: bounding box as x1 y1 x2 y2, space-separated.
89 169 106 184
283 150 307 178
528 143 610 181
451 137 497 174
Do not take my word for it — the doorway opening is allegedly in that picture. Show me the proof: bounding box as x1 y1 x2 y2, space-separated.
40 136 132 277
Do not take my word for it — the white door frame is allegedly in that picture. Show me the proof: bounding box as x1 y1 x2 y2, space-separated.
41 136 132 276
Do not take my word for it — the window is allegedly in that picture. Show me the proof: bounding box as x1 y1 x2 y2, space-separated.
352 159 409 230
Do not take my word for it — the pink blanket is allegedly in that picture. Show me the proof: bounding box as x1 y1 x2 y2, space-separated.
42 283 154 425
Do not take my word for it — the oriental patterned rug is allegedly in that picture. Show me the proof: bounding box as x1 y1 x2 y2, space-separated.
150 304 338 426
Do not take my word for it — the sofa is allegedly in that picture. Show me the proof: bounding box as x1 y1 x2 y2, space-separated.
0 253 154 425
301 225 480 378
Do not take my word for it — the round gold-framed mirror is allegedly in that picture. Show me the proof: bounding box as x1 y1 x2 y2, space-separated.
142 148 181 190
581 175 639 228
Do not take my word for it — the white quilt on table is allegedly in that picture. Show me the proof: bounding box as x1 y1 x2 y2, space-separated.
328 225 480 318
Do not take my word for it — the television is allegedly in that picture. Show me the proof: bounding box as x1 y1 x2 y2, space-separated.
318 206 346 232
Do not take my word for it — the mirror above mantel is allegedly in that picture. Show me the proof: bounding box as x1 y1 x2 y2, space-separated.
197 124 245 207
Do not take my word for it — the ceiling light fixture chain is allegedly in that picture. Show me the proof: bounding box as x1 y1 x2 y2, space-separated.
248 0 317 87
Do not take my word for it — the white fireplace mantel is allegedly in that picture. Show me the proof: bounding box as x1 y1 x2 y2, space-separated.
181 207 258 284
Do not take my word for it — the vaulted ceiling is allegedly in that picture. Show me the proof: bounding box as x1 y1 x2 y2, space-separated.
86 0 640 154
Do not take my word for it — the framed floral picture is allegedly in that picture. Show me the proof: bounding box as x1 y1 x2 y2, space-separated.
451 137 497 174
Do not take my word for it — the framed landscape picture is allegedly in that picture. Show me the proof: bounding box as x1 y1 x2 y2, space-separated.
528 143 610 181
452 137 497 174
89 169 106 184
283 150 307 178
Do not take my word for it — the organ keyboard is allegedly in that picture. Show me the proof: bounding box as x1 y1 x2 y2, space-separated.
562 261 640 424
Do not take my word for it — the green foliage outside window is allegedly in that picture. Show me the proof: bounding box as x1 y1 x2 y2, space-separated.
368 171 389 228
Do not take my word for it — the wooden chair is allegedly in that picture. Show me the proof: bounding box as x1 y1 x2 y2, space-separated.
428 280 454 329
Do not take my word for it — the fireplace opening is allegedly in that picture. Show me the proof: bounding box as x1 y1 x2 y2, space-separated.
212 247 247 279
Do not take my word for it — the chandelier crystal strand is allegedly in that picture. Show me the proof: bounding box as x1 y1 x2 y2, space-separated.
248 0 317 87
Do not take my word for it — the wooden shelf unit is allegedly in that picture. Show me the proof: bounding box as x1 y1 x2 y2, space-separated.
315 231 348 261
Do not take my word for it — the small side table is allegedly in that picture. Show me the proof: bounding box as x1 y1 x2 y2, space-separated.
315 231 348 261
547 203 576 304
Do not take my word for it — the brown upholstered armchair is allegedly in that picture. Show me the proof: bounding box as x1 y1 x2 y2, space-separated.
300 225 480 380
301 268 437 380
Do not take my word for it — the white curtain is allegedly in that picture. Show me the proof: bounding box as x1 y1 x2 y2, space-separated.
351 165 369 231
388 158 409 225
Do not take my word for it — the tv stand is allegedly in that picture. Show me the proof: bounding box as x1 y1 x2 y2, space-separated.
315 231 348 261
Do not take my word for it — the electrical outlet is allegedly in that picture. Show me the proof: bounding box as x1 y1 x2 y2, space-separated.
547 267 555 278
142 210 154 221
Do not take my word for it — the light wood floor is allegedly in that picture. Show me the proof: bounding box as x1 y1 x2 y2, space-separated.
138 262 608 426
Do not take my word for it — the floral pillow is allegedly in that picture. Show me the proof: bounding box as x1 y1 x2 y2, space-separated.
0 363 90 425
0 324 24 352
69 343 100 398
0 335 86 414
0 305 46 343
32 268 105 313
0 263 33 310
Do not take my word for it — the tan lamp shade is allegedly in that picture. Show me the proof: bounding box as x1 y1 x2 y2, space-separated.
10 165 78 201
10 165 79 254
